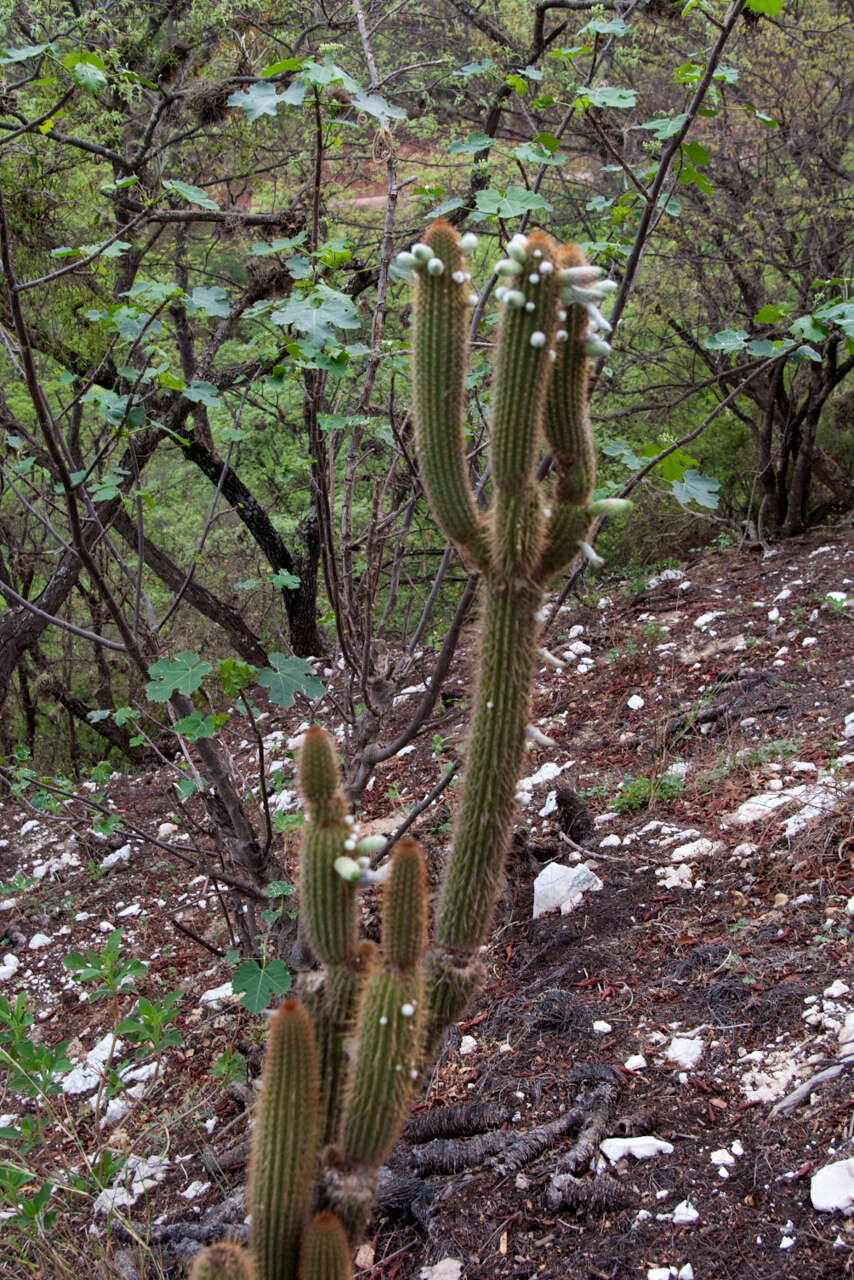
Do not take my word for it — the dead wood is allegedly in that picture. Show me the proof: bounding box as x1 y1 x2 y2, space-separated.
546 1170 637 1215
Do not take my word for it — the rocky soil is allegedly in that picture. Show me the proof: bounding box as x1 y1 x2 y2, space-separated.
1 524 853 1279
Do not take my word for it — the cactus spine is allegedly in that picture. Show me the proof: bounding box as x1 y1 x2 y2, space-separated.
193 220 611 1280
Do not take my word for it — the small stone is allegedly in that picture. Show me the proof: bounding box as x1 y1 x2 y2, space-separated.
624 1054 647 1071
627 694 645 710
671 1199 699 1225
459 1035 477 1055
666 1037 705 1070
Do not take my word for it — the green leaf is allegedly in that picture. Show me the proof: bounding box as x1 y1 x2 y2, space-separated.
426 197 465 219
447 131 493 155
745 0 782 13
184 380 221 406
754 303 788 324
227 81 287 121
671 468 720 509
455 58 493 79
300 58 359 92
187 286 230 318
270 569 301 589
0 42 54 63
145 652 212 701
271 284 360 349
746 338 776 357
635 113 689 141
162 179 219 211
512 141 565 166
63 51 107 91
172 711 218 741
789 315 828 342
219 659 257 698
581 86 637 110
682 140 709 166
231 958 291 1013
474 186 551 218
247 232 308 257
349 90 405 121
579 17 631 36
174 777 200 801
702 329 748 352
256 653 324 709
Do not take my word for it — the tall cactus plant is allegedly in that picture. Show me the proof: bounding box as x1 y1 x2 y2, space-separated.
191 222 619 1279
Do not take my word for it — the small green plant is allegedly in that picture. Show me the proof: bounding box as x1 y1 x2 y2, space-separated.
612 772 685 811
62 928 147 1007
116 990 183 1065
211 1047 248 1086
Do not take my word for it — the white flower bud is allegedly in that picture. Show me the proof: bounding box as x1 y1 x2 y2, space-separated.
530 331 546 348
412 242 432 262
426 257 444 276
556 329 568 342
505 289 526 308
395 251 417 269
495 258 523 276
460 232 478 253
539 260 553 275
452 270 465 284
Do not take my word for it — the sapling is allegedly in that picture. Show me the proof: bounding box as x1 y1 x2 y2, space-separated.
191 220 617 1279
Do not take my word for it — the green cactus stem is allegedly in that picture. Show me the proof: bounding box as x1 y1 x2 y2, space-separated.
298 1213 353 1280
248 1001 320 1280
381 838 428 974
299 728 359 967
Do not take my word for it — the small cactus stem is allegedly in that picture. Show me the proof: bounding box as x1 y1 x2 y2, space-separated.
435 580 542 954
490 231 561 494
411 220 489 570
249 1001 320 1280
299 729 359 967
298 1213 353 1280
189 1243 257 1280
340 967 424 1167
381 839 428 973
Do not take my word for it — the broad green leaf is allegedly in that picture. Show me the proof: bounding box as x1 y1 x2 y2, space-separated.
426 197 465 219
713 66 739 85
256 653 324 709
350 90 405 121
656 446 698 484
260 57 303 77
602 439 644 470
512 141 565 166
172 711 218 741
271 284 360 348
219 659 257 698
281 80 307 105
63 51 107 90
162 179 219 211
270 569 301 590
703 329 748 352
174 777 200 801
582 86 637 110
300 58 359 92
746 338 776 356
316 412 370 432
247 232 308 257
671 469 721 509
231 958 291 1013
0 42 54 63
448 131 493 155
227 81 286 121
754 303 788 323
745 0 782 13
814 301 854 337
474 186 551 218
455 58 493 79
184 380 221 406
579 17 630 36
788 344 822 364
187 286 230 318
634 113 688 141
126 279 182 305
145 652 212 701
682 141 709 166
789 315 828 342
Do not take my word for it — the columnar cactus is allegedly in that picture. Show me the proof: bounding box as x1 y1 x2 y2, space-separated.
192 220 617 1280
403 221 614 1039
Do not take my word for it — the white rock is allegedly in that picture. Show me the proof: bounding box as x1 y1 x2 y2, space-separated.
671 1199 700 1224
180 1180 211 1200
838 1011 854 1052
0 953 20 982
599 834 621 848
710 1148 735 1166
627 694 645 710
28 933 52 950
156 822 178 839
200 981 234 1008
670 838 721 862
648 568 684 587
678 1266 695 1280
780 1236 796 1249
845 896 854 917
656 864 693 889
592 1020 612 1034
666 1037 705 1070
624 1054 647 1071
600 1136 673 1163
420 1262 463 1280
824 980 850 999
20 819 40 837
538 790 558 818
532 863 603 918
647 1270 671 1280
694 611 725 629
100 843 132 869
458 1035 477 1055
117 904 141 918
